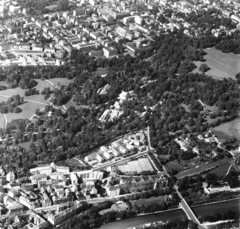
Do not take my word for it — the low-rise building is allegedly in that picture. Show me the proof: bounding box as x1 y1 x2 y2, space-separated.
103 151 112 160
55 166 70 174
6 172 15 182
103 46 118 58
112 148 120 157
106 185 120 197
96 154 104 163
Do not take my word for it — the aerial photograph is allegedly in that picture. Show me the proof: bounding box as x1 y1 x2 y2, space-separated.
0 0 240 228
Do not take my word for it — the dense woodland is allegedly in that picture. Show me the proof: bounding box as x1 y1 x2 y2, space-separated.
0 22 240 176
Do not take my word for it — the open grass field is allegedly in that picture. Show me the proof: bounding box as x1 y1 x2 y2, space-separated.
48 78 73 86
193 48 240 80
0 78 74 128
6 102 46 124
213 118 240 143
175 158 229 179
35 79 55 91
203 161 231 177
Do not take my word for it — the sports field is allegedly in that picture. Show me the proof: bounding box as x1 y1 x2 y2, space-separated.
193 48 240 80
213 118 240 142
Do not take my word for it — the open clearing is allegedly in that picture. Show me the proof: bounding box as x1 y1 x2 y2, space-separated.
46 78 73 87
193 48 240 80
203 161 231 177
175 158 229 179
0 78 74 128
213 118 240 142
6 102 46 124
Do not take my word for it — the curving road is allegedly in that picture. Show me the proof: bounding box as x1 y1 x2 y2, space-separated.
100 199 240 229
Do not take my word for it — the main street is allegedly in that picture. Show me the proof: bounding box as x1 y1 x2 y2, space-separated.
100 199 240 229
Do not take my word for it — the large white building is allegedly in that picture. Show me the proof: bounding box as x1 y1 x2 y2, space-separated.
70 170 104 184
30 166 52 175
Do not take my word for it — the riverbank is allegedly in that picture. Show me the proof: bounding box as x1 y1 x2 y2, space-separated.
100 199 240 229
202 219 234 226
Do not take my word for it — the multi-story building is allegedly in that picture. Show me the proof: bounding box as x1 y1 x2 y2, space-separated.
30 166 52 175
48 202 82 226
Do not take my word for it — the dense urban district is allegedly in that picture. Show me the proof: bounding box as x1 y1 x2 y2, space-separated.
0 0 240 229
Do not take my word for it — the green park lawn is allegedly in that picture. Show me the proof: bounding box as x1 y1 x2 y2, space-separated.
193 48 240 80
203 161 231 177
0 78 74 128
175 158 229 179
213 118 240 143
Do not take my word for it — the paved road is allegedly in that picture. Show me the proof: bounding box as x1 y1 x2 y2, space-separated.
100 199 240 229
176 189 201 225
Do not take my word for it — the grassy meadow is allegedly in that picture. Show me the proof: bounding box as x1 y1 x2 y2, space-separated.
193 48 240 80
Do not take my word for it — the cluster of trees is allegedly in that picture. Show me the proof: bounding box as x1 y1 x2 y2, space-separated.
52 87 71 106
177 170 240 203
57 0 70 11
235 72 240 83
130 201 168 214
120 188 177 202
56 191 179 229
25 88 39 96
178 175 203 193
3 66 38 89
215 31 240 54
200 210 238 223
17 0 60 15
0 94 22 114
41 87 52 100
136 219 198 229
204 171 240 188
3 65 74 88
0 85 7 91
199 63 210 73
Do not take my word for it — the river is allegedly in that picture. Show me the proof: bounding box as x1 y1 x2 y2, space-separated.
100 199 240 229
